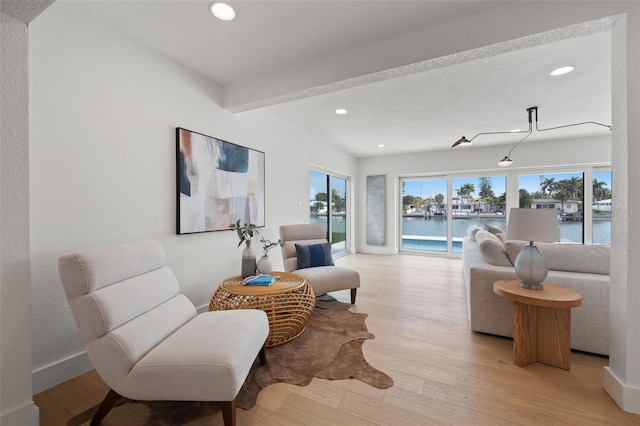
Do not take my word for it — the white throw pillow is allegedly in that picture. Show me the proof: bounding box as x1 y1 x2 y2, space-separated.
467 225 482 241
475 230 512 267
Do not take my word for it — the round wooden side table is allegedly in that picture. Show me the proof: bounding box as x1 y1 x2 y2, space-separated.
209 271 315 347
493 279 582 370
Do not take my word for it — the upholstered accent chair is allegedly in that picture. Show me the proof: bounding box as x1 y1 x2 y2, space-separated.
58 239 269 426
279 224 360 304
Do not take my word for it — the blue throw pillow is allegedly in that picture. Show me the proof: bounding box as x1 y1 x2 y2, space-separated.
295 243 334 269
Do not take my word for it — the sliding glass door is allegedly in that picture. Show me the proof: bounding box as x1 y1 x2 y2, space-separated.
310 170 348 254
401 175 506 254
401 177 448 252
451 176 506 252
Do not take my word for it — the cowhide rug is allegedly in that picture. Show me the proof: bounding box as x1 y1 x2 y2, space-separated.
68 296 393 425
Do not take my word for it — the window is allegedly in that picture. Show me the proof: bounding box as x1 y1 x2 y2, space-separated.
401 177 448 252
309 171 349 255
452 176 506 253
401 167 609 254
518 172 584 243
400 175 506 254
592 169 612 245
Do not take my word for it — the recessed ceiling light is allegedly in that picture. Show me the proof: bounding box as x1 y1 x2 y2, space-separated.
510 128 522 132
550 66 575 77
377 144 385 148
334 108 348 115
210 2 235 21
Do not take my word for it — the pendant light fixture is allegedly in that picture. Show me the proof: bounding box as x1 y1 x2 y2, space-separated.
452 106 611 167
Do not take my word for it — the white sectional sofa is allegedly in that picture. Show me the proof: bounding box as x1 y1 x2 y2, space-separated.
462 227 610 355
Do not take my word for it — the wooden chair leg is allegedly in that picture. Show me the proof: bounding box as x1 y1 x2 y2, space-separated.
350 288 357 304
258 344 267 365
90 388 121 425
221 400 236 426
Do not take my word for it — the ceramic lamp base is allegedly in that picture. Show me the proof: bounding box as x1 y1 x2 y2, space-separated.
514 243 548 290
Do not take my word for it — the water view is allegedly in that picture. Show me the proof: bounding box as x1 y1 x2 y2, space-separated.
402 215 611 253
311 215 347 252
311 213 611 253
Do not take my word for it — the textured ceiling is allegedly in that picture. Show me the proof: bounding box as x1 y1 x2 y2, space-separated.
61 0 611 157
267 29 611 156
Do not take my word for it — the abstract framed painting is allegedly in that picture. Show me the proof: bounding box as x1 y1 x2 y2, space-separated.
176 128 265 234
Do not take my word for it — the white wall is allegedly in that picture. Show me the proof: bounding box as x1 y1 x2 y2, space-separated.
28 2 357 393
605 10 640 414
1 12 39 426
356 135 611 254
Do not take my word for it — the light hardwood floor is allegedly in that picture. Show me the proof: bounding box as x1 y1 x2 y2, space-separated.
34 254 639 425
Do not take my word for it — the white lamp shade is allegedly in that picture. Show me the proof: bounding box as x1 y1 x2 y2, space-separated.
505 208 560 243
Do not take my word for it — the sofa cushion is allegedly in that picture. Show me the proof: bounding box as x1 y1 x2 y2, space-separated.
291 265 360 295
295 243 334 269
467 225 482 240
475 230 512 267
504 241 610 275
484 224 506 236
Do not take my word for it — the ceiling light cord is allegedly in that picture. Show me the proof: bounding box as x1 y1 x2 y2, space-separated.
452 106 612 167
535 121 612 132
499 130 532 167
530 106 612 132
498 106 534 166
451 126 530 148
452 106 535 148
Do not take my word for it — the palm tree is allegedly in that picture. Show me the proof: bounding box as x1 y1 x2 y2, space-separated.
456 183 475 207
556 189 572 213
540 177 557 197
592 178 608 201
566 176 583 200
553 177 583 202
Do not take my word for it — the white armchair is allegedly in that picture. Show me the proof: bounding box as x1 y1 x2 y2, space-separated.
279 224 360 304
58 239 269 425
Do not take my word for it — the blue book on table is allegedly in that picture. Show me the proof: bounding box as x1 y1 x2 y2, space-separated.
243 274 277 286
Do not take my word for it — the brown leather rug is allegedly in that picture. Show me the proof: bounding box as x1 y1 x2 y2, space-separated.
68 296 393 425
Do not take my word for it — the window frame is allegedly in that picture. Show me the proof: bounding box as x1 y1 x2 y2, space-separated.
397 164 611 256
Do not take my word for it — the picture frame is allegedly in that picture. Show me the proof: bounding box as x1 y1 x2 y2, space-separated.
176 127 265 234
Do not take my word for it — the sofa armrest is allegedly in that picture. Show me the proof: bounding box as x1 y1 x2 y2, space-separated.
467 265 517 337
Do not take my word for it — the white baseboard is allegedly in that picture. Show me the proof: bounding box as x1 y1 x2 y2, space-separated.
32 304 214 395
32 351 93 395
1 401 39 426
356 246 397 255
603 366 640 415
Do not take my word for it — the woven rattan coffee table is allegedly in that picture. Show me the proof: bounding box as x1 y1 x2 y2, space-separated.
209 271 315 347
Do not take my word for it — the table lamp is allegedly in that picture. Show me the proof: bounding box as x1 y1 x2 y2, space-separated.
505 208 560 290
